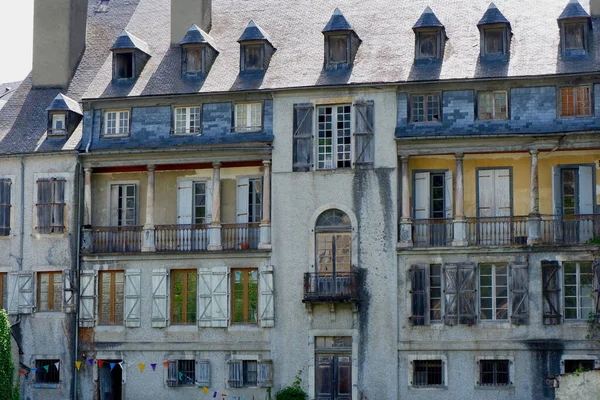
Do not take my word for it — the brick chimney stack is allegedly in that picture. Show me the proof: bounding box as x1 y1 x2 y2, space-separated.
171 0 212 44
32 0 88 89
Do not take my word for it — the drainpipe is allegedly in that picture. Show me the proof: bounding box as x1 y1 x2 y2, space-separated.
73 162 83 400
19 156 24 271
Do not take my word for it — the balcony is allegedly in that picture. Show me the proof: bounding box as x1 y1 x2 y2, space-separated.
412 218 453 247
540 214 600 244
92 226 143 253
303 272 360 303
466 216 528 246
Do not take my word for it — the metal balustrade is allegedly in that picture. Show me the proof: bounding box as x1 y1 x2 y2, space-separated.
303 272 359 302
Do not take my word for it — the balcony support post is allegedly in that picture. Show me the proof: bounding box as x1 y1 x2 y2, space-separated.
452 153 468 246
398 155 413 247
527 149 542 245
208 162 223 251
259 160 272 250
83 167 92 226
142 164 156 252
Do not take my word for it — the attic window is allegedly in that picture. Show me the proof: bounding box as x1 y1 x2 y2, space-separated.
50 113 66 135
565 23 585 49
243 44 263 70
115 53 134 79
184 47 203 74
328 35 348 64
417 32 438 59
483 28 505 56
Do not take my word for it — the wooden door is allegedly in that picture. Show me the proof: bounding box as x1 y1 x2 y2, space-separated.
316 354 352 400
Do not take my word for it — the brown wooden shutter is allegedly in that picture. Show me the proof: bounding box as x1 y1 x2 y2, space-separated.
52 178 66 233
36 179 52 233
457 262 476 325
353 101 374 167
510 263 529 325
443 263 458 326
410 265 428 326
593 259 600 323
542 260 561 325
292 104 314 172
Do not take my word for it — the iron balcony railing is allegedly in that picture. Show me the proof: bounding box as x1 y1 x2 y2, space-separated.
155 224 209 252
303 272 359 303
412 218 453 247
91 226 143 253
221 223 260 250
466 216 528 246
540 214 600 244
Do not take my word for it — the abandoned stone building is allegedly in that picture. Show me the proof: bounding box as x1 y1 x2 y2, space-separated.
0 0 598 399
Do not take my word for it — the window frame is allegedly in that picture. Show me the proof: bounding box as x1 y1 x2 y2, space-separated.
315 209 352 276
231 268 259 325
241 43 264 71
170 269 197 325
316 104 353 170
37 271 63 312
563 261 593 321
173 106 201 135
560 20 589 57
561 356 598 374
558 85 593 118
477 90 509 121
108 182 138 227
327 34 349 65
193 181 208 225
98 270 125 326
408 355 447 389
167 359 196 387
182 45 204 76
478 263 509 322
415 30 440 60
248 177 263 224
49 112 67 136
477 358 512 387
409 93 441 124
233 102 263 133
480 24 510 59
0 178 11 236
103 109 131 137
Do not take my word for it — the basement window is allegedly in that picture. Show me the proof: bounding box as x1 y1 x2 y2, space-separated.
564 359 595 373
35 359 60 385
115 53 134 79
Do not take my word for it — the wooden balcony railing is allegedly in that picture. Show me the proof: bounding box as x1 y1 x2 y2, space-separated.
412 218 453 247
155 224 209 252
303 272 359 303
92 226 143 253
221 223 260 250
466 216 528 246
540 214 600 244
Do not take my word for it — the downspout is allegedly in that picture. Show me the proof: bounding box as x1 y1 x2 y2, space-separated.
73 161 83 400
19 156 24 272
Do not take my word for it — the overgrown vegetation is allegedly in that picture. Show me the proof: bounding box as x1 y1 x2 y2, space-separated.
586 237 600 245
275 370 308 400
0 309 19 400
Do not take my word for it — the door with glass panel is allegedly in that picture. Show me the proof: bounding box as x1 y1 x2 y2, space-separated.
315 210 352 297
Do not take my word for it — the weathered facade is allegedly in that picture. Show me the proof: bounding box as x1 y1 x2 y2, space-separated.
0 0 599 399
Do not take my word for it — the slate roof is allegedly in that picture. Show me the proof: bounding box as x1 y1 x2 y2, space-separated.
238 21 273 44
323 8 354 32
180 24 219 50
111 30 151 54
46 93 83 114
1 0 600 154
0 81 22 111
478 3 510 26
558 0 590 19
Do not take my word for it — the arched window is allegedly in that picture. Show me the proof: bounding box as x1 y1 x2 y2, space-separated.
315 209 352 275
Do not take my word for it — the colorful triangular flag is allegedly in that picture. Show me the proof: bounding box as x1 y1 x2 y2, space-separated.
162 361 169 367
118 361 124 369
19 370 25 375
203 387 208 395
98 360 104 368
30 368 37 373
75 361 82 371
110 363 116 371
54 362 60 370
43 365 49 373
151 363 157 371
138 363 145 373
88 359 94 367
178 371 184 381
213 392 217 398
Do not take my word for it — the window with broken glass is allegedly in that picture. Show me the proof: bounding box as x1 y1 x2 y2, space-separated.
477 91 508 120
411 94 440 123
317 105 352 169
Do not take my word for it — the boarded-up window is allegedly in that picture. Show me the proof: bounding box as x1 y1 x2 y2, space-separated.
38 272 62 312
564 23 585 50
510 263 529 325
328 35 348 64
484 28 505 56
354 101 374 167
410 265 428 326
292 104 314 172
542 261 561 325
99 271 124 325
184 47 203 74
0 179 11 236
444 263 476 325
36 178 66 234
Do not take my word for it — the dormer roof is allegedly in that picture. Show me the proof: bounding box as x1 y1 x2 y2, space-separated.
179 24 219 51
238 20 273 45
111 30 151 55
478 3 510 26
323 8 353 32
45 93 82 114
413 6 444 30
558 0 590 20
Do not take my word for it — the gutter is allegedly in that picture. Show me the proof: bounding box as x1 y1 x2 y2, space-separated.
73 162 83 400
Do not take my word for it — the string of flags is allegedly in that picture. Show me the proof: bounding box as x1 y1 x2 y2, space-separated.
20 358 254 399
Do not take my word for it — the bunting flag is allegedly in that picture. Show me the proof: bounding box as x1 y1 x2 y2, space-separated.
30 368 37 373
162 361 169 367
98 360 104 368
43 365 49 373
118 362 124 369
54 362 60 370
151 363 157 371
203 387 208 396
75 361 82 371
110 363 116 371
213 392 217 398
178 371 183 381
88 359 94 367
138 363 145 373
19 370 25 375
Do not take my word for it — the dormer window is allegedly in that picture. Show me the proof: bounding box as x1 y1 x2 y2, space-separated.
110 30 151 83
238 21 275 73
322 8 361 70
46 94 82 137
179 24 219 79
558 0 591 57
412 7 447 62
478 4 511 60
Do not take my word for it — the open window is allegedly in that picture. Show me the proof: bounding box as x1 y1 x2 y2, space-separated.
110 30 151 82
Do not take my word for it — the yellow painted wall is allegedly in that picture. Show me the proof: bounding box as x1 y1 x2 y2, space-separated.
91 166 262 226
408 150 600 218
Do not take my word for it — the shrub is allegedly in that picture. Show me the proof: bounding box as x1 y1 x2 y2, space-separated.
275 371 307 400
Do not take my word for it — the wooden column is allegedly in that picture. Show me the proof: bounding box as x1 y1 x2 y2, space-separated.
259 160 272 250
83 167 92 226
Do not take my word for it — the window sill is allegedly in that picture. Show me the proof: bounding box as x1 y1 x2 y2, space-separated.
171 131 202 136
228 324 261 332
33 383 60 389
557 114 594 119
478 321 511 328
101 133 131 139
409 386 447 390
233 128 263 134
475 385 514 390
409 121 442 125
95 325 126 332
167 324 198 333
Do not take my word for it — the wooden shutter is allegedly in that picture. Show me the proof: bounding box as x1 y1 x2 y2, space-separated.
227 360 243 388
109 184 120 226
79 270 96 327
52 179 66 233
151 268 169 328
578 166 594 242
443 263 458 326
236 177 249 223
494 169 511 217
292 104 314 172
457 263 476 325
18 271 34 314
211 267 228 328
593 259 600 323
353 101 374 167
477 170 494 217
63 269 76 314
167 360 178 387
258 360 273 388
198 269 212 327
0 179 11 234
7 272 19 315
124 269 141 327
444 170 453 219
37 179 52 233
177 180 193 225
195 359 210 386
413 172 430 219
409 265 428 326
510 263 529 325
542 261 561 325
259 265 274 328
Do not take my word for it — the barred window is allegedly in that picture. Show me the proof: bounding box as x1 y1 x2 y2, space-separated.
38 272 62 312
0 178 10 236
168 360 196 387
36 178 65 234
413 360 443 386
479 360 510 386
35 359 60 384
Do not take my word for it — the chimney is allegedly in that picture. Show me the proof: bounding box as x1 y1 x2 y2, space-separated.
591 0 600 17
171 0 212 44
32 0 88 89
